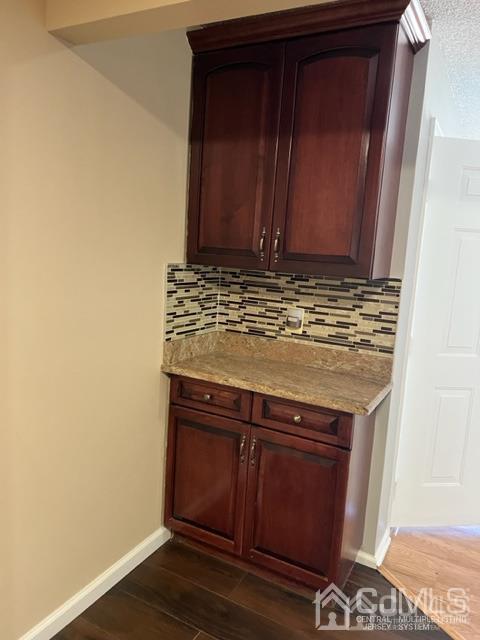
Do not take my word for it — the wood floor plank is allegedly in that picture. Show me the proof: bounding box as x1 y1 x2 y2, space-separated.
381 527 480 640
347 563 394 595
56 536 450 640
229 573 321 639
54 588 198 640
145 540 246 596
118 561 311 640
54 617 115 640
394 528 480 573
230 572 447 640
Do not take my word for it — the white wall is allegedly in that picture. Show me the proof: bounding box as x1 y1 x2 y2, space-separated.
360 41 430 559
0 1 190 637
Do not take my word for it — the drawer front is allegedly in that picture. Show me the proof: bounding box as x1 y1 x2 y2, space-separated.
171 376 252 421
252 394 352 448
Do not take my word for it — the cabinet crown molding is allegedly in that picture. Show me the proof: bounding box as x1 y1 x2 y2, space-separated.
187 0 431 53
400 0 432 53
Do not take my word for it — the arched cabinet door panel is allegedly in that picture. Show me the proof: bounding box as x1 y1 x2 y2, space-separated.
271 24 398 277
187 43 284 269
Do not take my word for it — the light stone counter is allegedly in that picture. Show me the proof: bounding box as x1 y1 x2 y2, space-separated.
162 332 392 415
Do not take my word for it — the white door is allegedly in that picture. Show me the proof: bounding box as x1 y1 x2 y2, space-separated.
392 137 480 526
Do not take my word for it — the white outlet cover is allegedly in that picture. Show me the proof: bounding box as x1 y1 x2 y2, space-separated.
286 307 305 332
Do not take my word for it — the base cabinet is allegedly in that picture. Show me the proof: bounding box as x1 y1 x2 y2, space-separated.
243 427 349 586
165 376 375 589
164 407 248 555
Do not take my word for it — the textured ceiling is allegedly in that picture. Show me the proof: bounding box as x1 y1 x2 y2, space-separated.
421 0 480 138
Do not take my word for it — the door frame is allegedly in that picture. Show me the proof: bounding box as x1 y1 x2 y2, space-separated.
377 116 437 537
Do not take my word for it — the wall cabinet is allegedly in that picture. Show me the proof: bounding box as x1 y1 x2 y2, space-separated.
165 376 374 589
185 1 427 278
186 44 283 270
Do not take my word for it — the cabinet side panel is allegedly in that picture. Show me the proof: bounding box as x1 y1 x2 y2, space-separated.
372 26 414 278
336 412 375 586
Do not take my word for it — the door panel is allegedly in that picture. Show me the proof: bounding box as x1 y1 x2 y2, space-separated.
271 25 397 276
243 427 349 586
393 137 480 526
165 407 249 554
284 50 378 260
187 44 283 269
443 231 480 353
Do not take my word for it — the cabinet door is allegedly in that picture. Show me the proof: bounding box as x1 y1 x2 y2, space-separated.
243 427 349 587
165 407 249 554
270 24 397 277
187 44 283 269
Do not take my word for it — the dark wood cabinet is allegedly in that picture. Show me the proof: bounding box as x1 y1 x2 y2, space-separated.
187 43 284 269
252 393 353 448
243 427 349 585
165 376 375 589
186 1 427 278
164 406 249 554
271 25 400 277
170 376 252 421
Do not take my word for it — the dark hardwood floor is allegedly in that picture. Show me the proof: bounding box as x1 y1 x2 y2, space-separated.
55 539 450 640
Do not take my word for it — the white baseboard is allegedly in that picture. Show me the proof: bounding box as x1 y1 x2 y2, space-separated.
20 526 171 640
374 527 392 566
356 528 392 570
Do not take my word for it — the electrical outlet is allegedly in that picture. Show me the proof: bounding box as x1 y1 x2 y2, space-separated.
285 307 304 333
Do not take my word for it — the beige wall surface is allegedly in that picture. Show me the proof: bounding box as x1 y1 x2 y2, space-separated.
0 0 190 636
46 0 326 45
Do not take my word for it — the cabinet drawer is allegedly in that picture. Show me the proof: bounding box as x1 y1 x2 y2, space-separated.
171 376 252 421
252 394 352 448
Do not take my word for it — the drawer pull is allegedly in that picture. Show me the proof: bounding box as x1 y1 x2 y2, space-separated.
273 228 281 263
203 393 212 401
293 415 302 424
259 226 266 261
239 434 247 463
250 437 257 466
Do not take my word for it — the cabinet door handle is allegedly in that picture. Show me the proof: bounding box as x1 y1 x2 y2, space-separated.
273 228 281 263
259 227 266 261
239 434 247 464
202 393 212 401
293 415 302 424
250 436 257 466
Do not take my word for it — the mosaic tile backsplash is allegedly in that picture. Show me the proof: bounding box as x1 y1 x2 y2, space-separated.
165 264 401 355
166 264 219 340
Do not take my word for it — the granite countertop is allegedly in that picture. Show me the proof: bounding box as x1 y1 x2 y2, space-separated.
161 332 392 416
